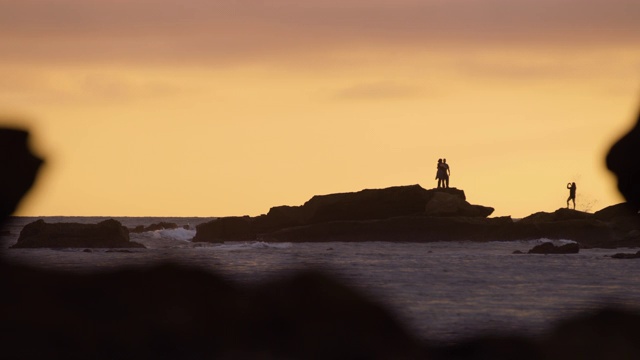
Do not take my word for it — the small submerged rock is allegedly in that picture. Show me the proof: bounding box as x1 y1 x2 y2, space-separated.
611 250 640 259
527 242 579 254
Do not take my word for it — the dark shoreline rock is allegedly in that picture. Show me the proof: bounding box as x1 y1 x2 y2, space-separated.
10 219 145 249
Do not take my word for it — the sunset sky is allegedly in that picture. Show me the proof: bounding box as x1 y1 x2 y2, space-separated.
1 0 639 218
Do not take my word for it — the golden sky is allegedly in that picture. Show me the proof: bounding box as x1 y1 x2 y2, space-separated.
1 0 639 217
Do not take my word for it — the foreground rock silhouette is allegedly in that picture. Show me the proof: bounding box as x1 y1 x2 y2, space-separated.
0 129 42 222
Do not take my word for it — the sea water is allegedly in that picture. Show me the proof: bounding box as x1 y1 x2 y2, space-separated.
2 216 640 343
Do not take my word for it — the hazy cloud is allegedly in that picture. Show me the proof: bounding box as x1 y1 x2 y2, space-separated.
334 81 425 101
1 0 638 65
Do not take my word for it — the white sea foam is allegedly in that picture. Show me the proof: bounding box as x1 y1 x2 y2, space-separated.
148 228 196 242
128 228 197 248
535 238 578 245
214 241 293 251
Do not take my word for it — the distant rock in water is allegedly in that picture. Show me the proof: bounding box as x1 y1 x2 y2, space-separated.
129 222 180 233
611 250 640 259
527 242 580 254
11 219 145 249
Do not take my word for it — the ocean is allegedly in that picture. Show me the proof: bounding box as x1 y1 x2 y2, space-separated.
2 216 640 343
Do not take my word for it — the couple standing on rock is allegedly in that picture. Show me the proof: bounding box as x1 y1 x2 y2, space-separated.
567 182 577 209
436 159 450 188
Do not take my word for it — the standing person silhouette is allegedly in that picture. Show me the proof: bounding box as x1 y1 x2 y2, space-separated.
442 158 451 188
436 159 446 188
566 182 577 209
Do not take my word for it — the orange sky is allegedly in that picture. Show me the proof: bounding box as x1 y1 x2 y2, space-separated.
1 0 639 218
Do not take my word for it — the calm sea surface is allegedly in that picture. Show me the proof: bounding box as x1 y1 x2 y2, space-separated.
2 216 640 343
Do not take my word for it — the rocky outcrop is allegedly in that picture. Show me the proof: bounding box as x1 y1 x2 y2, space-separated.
527 242 580 254
261 216 514 243
11 219 145 249
519 208 593 223
508 206 639 249
193 185 493 243
194 185 640 247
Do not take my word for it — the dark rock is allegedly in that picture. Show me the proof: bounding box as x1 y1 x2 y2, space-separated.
513 250 524 254
262 216 515 243
129 222 179 233
0 263 425 359
193 185 492 243
424 191 494 217
607 110 640 210
5 262 637 360
611 250 640 259
527 242 580 254
594 202 639 221
0 128 43 226
10 219 145 249
519 208 592 224
538 307 640 359
193 216 254 243
82 249 92 253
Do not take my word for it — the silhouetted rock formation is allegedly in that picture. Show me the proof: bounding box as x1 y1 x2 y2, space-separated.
512 206 640 248
519 208 593 223
11 219 145 249
0 128 42 226
262 216 514 243
129 221 180 233
527 242 580 254
193 185 640 247
194 185 495 243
